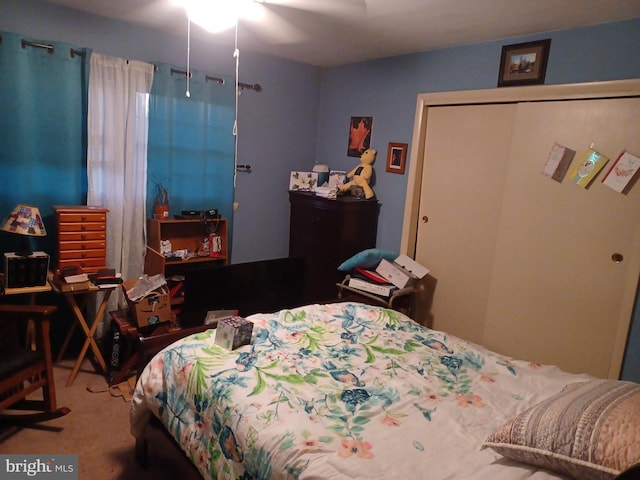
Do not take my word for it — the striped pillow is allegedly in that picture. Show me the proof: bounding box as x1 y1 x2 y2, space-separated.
484 379 640 480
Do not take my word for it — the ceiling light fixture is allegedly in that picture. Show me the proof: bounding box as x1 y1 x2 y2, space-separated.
175 0 262 33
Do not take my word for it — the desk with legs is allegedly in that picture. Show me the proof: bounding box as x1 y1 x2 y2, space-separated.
54 284 117 386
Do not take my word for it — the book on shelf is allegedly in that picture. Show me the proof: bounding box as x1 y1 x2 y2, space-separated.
354 267 389 284
347 276 397 297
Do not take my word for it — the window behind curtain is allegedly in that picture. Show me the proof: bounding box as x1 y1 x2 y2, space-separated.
147 65 236 236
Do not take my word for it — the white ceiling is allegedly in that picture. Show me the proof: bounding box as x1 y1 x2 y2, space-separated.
41 0 640 67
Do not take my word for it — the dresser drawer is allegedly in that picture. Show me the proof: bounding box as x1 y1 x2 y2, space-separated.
58 249 106 260
59 258 107 272
57 212 107 224
59 240 106 251
58 221 106 233
59 231 106 242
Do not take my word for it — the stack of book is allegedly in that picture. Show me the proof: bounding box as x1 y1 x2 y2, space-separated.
51 268 93 292
347 268 397 297
344 255 430 298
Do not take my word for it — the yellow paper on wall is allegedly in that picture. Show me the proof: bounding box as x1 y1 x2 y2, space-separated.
568 147 609 188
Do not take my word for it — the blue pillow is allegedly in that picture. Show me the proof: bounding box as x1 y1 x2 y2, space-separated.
338 248 399 272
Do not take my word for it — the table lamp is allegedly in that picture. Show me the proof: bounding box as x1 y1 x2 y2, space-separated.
1 204 47 257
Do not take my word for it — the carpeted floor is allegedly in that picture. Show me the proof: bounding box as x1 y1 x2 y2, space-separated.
1 358 202 480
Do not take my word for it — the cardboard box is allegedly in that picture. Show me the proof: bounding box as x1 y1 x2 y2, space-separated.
375 255 429 289
123 279 172 328
214 316 253 350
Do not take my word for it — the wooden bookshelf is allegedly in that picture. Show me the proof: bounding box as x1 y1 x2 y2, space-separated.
147 218 228 273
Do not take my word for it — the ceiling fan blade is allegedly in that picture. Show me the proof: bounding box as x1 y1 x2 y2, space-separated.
241 4 308 44
258 0 366 17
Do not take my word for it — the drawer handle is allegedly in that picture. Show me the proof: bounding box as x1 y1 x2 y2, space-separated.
81 253 87 258
81 233 86 240
81 215 87 221
81 225 87 231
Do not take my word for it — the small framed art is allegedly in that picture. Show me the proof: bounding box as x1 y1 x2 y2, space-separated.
386 142 407 174
497 39 551 87
347 116 373 157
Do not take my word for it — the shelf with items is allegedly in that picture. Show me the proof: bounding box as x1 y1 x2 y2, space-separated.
336 274 416 318
147 217 228 272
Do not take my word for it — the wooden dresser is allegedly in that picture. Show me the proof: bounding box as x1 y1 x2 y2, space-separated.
53 206 109 274
289 191 379 302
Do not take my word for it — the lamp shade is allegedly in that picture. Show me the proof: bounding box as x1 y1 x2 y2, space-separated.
1 204 47 237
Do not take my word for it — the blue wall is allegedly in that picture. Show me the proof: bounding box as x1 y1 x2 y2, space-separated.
315 19 640 251
2 1 639 380
0 0 321 264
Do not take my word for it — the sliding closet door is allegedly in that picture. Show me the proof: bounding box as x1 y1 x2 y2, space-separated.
483 97 640 378
415 103 516 343
414 91 640 379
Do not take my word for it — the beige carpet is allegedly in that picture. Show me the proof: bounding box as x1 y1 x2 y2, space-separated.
1 358 202 480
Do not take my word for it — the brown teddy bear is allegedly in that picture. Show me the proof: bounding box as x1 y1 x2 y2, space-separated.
339 148 377 199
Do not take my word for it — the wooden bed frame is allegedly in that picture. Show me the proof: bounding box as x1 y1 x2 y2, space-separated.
134 324 212 469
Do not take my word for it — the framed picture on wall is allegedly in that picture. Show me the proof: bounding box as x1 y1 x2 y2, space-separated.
386 142 407 174
497 39 551 87
347 116 373 157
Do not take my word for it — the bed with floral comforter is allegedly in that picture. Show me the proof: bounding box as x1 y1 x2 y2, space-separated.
130 302 593 480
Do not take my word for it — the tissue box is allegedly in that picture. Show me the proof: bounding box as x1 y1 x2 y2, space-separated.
375 255 430 289
214 316 253 350
123 279 172 328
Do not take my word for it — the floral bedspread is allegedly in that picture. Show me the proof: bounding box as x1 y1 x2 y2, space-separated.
131 302 591 480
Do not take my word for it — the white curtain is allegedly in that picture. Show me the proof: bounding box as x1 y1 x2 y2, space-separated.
87 53 154 335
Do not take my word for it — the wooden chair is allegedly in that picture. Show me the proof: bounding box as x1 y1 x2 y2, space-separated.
0 304 70 424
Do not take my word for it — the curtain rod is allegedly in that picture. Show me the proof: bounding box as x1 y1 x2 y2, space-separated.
206 75 224 84
168 68 259 91
70 48 86 58
239 82 262 93
21 39 54 53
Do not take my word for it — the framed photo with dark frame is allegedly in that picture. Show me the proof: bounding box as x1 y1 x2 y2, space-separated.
497 39 551 87
386 142 407 174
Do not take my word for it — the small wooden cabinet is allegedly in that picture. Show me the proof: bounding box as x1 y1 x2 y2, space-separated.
53 206 109 274
147 218 228 274
289 192 379 302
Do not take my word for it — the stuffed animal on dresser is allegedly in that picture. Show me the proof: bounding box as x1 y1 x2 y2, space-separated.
339 148 377 199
